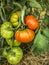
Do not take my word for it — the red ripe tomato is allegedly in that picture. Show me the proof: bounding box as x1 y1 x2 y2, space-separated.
15 29 35 43
25 15 39 30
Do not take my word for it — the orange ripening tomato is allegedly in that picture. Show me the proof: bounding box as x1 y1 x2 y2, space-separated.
25 15 39 30
15 29 35 43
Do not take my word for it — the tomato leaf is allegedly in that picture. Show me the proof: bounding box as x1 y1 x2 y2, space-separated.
17 0 28 6
43 15 49 25
43 28 49 38
31 29 49 55
29 0 42 9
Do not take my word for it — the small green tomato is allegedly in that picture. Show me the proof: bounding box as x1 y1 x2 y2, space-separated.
1 22 14 38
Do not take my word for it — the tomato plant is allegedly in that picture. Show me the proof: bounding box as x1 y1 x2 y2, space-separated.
25 15 39 30
15 29 35 43
7 47 23 64
1 22 14 38
0 0 49 64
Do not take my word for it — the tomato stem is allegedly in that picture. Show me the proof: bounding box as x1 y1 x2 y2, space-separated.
0 8 6 22
0 0 7 22
20 6 27 25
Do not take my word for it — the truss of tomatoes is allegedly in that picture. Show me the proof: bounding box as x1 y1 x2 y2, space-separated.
15 15 39 43
0 11 39 64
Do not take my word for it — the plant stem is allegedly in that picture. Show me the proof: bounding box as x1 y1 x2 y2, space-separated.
20 6 27 25
0 8 5 22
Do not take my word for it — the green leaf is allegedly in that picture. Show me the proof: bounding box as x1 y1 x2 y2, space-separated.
43 28 49 38
43 15 49 25
31 29 49 55
29 0 42 9
17 0 28 6
36 33 49 50
31 30 40 51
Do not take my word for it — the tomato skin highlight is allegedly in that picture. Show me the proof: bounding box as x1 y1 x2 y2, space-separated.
25 15 39 30
15 29 35 43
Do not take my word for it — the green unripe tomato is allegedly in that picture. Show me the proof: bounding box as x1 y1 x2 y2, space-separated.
16 11 21 17
7 47 23 64
6 38 21 46
13 40 21 46
1 22 14 38
10 13 19 27
10 13 18 23
12 22 19 27
6 38 13 46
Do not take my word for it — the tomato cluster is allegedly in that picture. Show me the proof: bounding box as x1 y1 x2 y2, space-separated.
0 10 39 64
15 15 39 43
